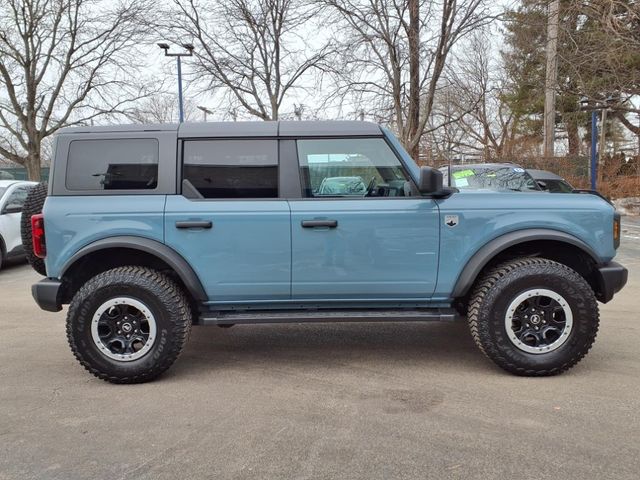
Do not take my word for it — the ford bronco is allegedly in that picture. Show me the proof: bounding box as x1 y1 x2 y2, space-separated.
27 121 627 383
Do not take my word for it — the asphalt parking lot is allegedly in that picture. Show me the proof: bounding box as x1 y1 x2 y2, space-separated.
1 220 639 480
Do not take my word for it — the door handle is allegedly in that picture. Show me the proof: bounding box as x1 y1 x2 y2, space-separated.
301 220 338 228
175 220 212 229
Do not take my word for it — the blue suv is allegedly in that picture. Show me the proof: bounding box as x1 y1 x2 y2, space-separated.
28 121 627 383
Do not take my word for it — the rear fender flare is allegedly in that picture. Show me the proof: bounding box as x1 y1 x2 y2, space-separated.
60 236 207 302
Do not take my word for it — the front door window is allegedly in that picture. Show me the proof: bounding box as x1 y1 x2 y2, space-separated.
297 138 412 198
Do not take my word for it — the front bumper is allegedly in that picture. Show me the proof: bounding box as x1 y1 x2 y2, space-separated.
32 278 63 312
596 261 628 303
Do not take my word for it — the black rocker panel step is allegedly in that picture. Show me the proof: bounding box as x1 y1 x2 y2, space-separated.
198 308 458 325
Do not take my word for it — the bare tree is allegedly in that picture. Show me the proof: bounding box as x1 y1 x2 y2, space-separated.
0 0 156 180
439 31 519 160
171 0 334 121
320 0 495 160
126 94 197 124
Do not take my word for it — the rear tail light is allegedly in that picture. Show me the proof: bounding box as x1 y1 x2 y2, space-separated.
31 214 46 258
613 212 621 249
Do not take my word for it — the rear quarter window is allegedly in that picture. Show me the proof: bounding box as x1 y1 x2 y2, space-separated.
65 139 159 191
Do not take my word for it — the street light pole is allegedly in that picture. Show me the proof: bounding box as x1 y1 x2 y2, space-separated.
177 56 184 123
197 106 214 122
591 110 598 190
157 43 194 123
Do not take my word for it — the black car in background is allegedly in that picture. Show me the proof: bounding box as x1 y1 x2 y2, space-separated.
527 169 575 193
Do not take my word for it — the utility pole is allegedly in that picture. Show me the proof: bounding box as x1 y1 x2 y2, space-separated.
407 0 420 162
598 108 608 186
543 0 559 157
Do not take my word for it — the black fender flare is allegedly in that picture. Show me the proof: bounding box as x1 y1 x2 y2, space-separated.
451 228 601 298
61 236 207 302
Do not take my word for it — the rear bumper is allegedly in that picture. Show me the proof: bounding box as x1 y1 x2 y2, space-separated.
596 261 628 303
32 278 63 312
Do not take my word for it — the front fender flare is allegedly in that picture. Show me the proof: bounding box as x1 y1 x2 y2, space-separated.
60 236 207 302
451 228 601 298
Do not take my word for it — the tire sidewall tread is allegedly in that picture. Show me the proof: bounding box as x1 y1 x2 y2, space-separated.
467 257 599 376
20 182 48 276
66 266 192 384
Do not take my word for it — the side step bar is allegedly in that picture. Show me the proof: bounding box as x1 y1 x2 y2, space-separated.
198 308 459 325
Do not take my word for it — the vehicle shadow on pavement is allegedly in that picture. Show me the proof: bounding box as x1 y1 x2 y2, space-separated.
167 320 497 379
0 258 28 273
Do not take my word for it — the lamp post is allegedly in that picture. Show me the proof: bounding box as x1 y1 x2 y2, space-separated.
157 43 194 123
197 106 214 122
580 98 613 191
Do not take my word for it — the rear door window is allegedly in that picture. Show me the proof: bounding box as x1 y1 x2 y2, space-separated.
66 139 159 190
182 140 278 198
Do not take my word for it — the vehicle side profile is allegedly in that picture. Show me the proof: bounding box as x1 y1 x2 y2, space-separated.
28 121 627 383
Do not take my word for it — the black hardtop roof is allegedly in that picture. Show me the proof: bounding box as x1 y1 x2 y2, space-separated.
57 120 383 138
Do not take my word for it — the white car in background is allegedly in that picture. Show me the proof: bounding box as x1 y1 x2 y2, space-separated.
0 180 37 270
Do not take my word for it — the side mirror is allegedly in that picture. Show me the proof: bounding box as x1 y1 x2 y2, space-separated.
418 166 444 194
2 203 23 214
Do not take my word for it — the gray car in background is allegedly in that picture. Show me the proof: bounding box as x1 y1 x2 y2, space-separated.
527 169 574 193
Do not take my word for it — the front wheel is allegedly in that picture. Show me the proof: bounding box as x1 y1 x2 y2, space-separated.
66 266 192 383
467 257 599 376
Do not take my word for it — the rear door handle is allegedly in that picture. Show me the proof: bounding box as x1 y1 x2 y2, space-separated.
175 220 212 229
301 220 338 228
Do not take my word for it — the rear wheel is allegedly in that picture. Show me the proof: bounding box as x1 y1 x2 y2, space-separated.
20 182 48 275
66 266 192 383
467 257 599 376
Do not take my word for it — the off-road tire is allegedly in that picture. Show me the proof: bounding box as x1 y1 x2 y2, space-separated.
467 257 599 376
20 182 48 276
66 266 192 383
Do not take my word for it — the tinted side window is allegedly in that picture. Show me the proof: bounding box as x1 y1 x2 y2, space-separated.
183 140 278 199
4 186 30 210
296 138 411 198
66 139 159 191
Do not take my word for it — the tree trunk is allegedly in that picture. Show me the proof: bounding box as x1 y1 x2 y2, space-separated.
407 0 420 162
25 152 41 182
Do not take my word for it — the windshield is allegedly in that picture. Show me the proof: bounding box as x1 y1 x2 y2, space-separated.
0 187 6 199
448 166 540 192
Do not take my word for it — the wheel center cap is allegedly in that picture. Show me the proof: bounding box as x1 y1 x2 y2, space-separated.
122 323 132 333
530 314 541 325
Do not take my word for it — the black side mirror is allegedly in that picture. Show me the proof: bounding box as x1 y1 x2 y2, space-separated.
2 204 23 214
418 166 444 194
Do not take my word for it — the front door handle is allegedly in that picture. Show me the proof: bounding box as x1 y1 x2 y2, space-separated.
175 220 212 229
301 220 338 228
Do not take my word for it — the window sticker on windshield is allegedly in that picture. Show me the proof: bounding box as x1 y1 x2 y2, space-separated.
513 167 525 173
455 177 469 187
452 169 475 179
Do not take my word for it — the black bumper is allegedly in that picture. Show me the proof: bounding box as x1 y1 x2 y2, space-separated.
596 261 628 303
32 279 63 312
